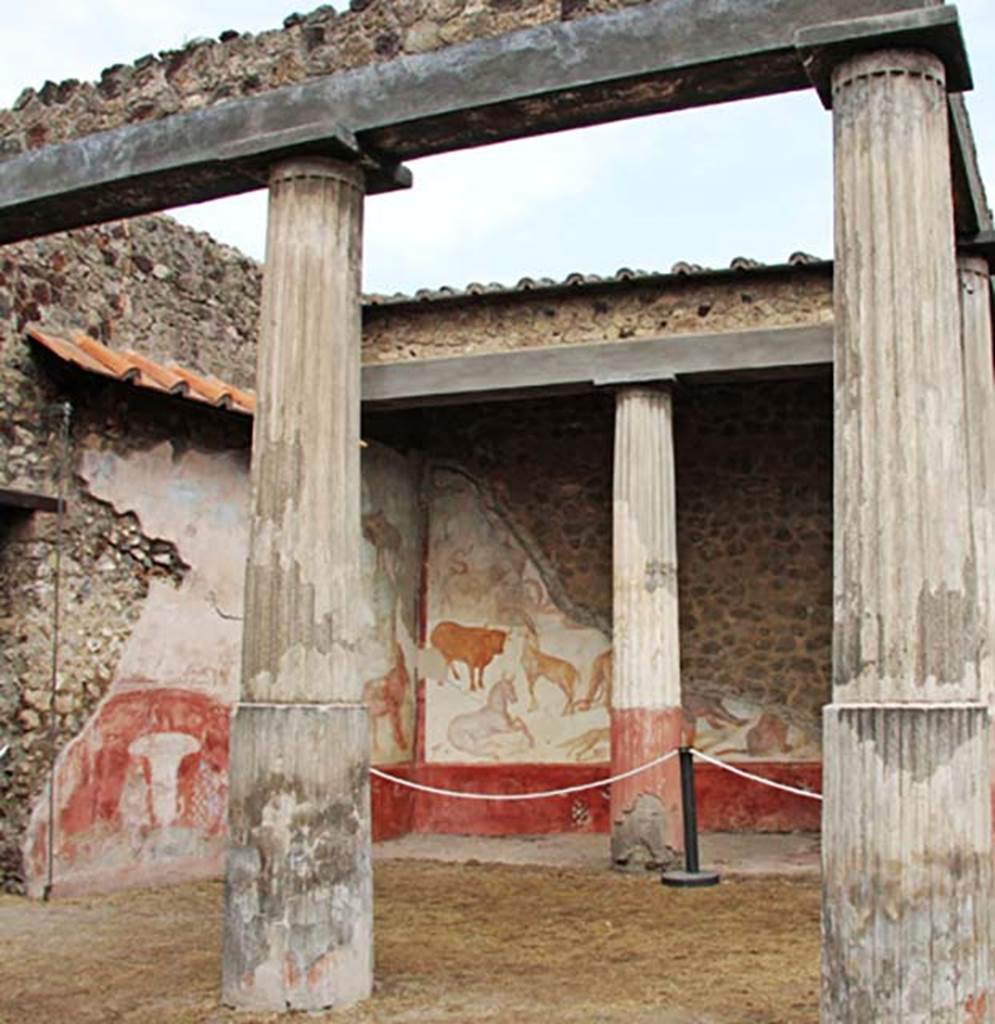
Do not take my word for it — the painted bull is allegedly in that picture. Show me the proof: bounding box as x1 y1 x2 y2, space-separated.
430 620 507 692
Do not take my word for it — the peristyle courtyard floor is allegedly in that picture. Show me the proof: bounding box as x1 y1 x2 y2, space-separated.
0 833 821 1024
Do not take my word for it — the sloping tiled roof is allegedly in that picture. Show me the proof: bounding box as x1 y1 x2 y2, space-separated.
364 252 827 306
26 327 256 416
26 253 828 416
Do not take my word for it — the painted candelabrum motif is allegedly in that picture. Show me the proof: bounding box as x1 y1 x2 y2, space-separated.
23 439 423 895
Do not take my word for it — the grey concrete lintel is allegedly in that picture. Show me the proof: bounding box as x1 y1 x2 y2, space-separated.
361 324 832 409
0 116 411 245
0 0 939 244
0 487 60 513
950 96 993 235
796 5 972 110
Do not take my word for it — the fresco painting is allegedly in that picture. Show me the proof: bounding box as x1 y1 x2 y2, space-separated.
423 468 613 765
358 445 421 765
423 466 821 765
26 687 230 895
24 440 422 895
684 693 820 762
23 441 249 895
23 434 821 894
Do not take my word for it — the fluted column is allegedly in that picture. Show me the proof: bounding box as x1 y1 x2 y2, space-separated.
823 51 992 1020
610 386 683 870
222 157 372 1012
959 255 995 703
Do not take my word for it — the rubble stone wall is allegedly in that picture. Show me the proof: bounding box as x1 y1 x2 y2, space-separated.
363 269 832 362
0 213 258 892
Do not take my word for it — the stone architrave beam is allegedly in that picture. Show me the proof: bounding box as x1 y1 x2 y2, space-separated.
361 324 833 408
961 230 995 266
0 0 949 245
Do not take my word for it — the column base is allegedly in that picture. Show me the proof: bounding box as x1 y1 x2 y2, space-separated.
822 702 992 1022
222 702 372 1013
610 706 683 872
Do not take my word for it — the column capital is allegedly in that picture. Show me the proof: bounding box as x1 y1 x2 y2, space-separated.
615 381 675 403
958 252 992 282
268 155 367 193
958 231 995 275
796 6 971 110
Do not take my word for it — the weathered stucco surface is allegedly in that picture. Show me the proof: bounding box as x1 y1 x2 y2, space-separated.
0 1 660 159
0 212 260 893
0 198 831 894
23 439 248 897
18 438 419 897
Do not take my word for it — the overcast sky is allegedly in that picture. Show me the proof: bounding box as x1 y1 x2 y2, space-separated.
2 1 993 296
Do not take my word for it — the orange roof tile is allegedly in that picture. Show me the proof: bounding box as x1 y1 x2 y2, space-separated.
26 326 256 417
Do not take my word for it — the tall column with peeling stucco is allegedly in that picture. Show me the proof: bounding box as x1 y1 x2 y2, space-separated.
959 254 995 703
222 157 371 1012
823 51 992 1019
610 386 683 870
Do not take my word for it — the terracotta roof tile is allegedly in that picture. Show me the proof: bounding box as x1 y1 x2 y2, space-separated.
363 254 829 307
26 326 256 416
73 333 141 381
25 253 830 417
120 349 190 395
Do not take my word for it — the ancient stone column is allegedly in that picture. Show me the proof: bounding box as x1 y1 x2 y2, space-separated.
610 386 683 870
959 254 995 703
824 51 992 1020
222 157 372 1012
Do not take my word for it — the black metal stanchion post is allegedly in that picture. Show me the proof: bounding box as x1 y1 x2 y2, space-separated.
662 747 720 888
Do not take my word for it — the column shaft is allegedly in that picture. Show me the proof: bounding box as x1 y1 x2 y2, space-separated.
610 387 683 870
242 158 364 706
959 255 995 702
222 157 372 1012
824 50 991 1021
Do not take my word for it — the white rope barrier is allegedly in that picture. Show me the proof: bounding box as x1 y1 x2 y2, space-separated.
370 747 823 802
690 748 823 801
369 748 679 801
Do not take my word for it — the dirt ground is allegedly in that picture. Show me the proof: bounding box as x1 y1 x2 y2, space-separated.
0 857 820 1024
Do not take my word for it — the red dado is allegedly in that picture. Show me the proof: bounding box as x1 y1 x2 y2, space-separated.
410 762 612 835
610 706 685 850
694 760 822 832
26 687 819 897
369 759 821 837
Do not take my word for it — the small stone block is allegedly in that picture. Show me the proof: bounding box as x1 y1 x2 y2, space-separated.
796 6 973 109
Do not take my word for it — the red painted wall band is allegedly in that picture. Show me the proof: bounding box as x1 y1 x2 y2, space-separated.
370 760 822 837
